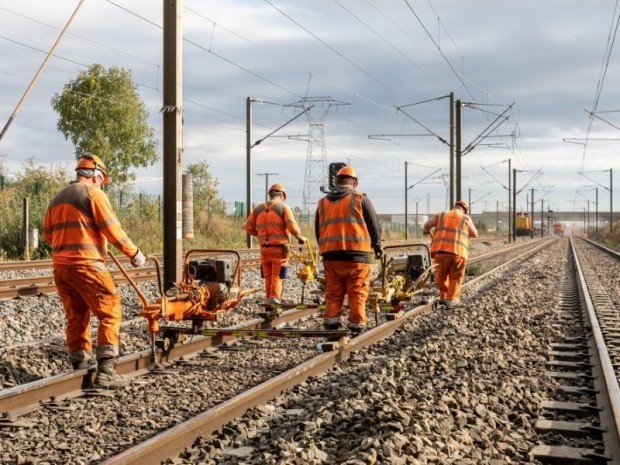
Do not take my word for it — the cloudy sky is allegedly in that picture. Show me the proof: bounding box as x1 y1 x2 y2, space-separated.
0 0 618 217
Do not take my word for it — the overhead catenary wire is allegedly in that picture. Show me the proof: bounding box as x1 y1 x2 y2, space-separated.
579 0 620 173
0 1 535 211
0 0 87 141
30 0 495 176
264 0 402 98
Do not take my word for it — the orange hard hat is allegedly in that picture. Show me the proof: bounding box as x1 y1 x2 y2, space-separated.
336 165 357 180
76 154 110 185
454 200 469 214
268 183 286 200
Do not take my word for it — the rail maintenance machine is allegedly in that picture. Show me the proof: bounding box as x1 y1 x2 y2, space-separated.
110 245 350 362
367 243 435 323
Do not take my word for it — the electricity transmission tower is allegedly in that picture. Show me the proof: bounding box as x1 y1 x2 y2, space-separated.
286 97 349 214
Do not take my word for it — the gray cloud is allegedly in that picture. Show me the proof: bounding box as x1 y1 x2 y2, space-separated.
0 0 618 216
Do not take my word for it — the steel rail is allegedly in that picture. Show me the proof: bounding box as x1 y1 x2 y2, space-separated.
0 238 546 418
0 305 320 416
570 237 620 459
0 259 261 299
468 237 550 265
0 269 160 299
0 238 500 272
0 250 260 273
100 301 437 465
99 239 555 465
0 254 168 272
579 236 620 260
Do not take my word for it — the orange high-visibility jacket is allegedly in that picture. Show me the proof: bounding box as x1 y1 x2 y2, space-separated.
245 201 302 246
317 192 373 254
43 182 138 265
430 209 470 259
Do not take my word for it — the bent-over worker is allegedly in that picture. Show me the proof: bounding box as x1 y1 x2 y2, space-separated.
43 154 145 388
423 199 478 308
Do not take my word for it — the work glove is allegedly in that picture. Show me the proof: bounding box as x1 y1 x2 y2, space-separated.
131 250 146 267
423 231 430 236
374 247 384 260
297 236 307 245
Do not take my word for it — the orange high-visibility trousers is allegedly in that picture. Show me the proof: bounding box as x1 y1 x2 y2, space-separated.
53 262 122 362
260 246 289 299
433 252 466 300
323 261 371 327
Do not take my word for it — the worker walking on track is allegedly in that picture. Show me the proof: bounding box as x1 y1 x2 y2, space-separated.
43 154 145 389
422 200 478 308
245 183 306 304
315 166 383 335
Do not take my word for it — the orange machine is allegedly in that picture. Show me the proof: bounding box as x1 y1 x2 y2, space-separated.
111 248 353 357
109 250 259 355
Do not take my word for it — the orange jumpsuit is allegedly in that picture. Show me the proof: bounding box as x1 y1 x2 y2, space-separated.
43 182 138 365
425 209 477 301
245 200 302 300
315 188 382 330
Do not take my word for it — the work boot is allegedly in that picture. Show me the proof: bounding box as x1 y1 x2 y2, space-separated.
323 322 342 331
72 361 90 370
438 298 448 305
94 358 129 389
445 299 461 309
347 324 366 337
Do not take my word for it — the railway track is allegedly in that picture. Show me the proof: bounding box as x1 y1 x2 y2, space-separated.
0 239 540 415
0 238 543 355
0 256 262 299
524 236 620 463
0 237 553 463
145 235 620 465
0 237 505 274
0 237 515 300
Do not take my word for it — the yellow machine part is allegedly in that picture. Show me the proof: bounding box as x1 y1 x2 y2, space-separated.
297 264 315 282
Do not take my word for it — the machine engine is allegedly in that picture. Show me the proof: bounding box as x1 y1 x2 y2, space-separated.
161 258 235 318
389 253 430 283
368 244 434 314
118 250 258 336
188 258 233 284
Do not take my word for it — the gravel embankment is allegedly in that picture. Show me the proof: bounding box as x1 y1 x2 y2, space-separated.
0 240 510 387
167 239 569 464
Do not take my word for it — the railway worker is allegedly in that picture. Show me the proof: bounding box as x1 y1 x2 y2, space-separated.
422 199 478 308
245 183 307 305
43 154 145 389
315 166 383 335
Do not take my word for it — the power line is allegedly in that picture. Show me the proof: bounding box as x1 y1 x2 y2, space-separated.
264 0 401 97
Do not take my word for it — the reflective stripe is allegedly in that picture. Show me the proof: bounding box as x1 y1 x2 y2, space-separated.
318 193 372 254
53 243 108 256
320 236 371 243
245 201 301 246
43 183 137 264
46 220 98 232
430 210 469 258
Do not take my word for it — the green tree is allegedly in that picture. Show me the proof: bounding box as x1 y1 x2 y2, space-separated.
186 160 227 219
51 63 158 183
0 157 70 259
12 156 70 198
